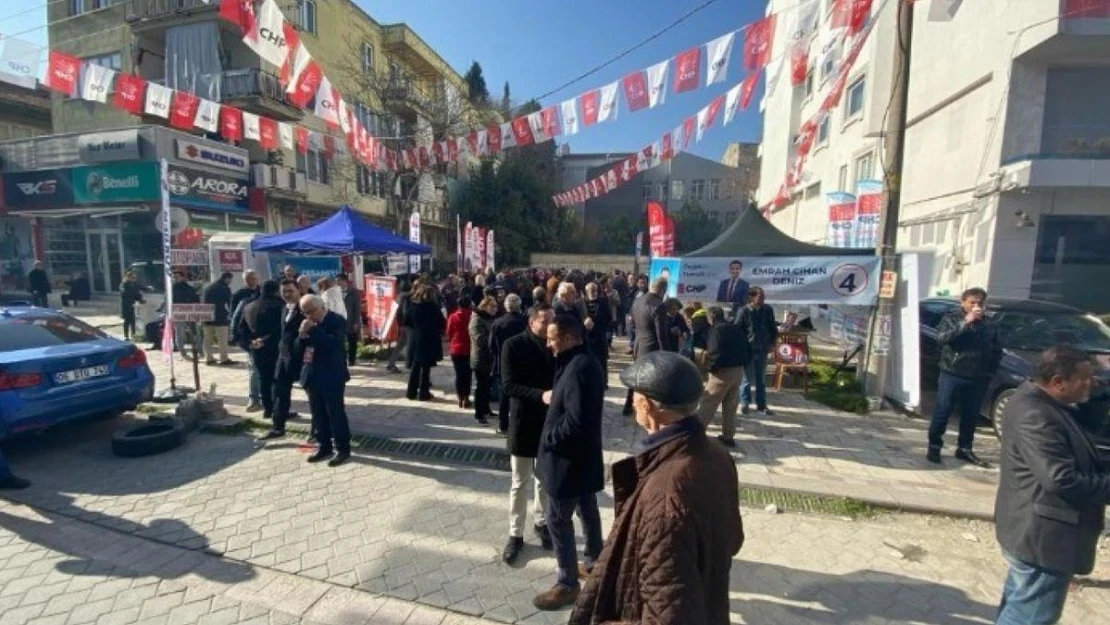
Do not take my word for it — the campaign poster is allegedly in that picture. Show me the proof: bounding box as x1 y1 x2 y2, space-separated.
853 180 883 248
647 257 682 298
363 275 398 342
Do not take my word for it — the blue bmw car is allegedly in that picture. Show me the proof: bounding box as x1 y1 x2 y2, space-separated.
0 306 154 439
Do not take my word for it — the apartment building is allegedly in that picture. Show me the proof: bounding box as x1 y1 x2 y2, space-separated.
0 0 473 292
720 141 760 197
0 83 51 294
758 1 1110 312
556 149 633 219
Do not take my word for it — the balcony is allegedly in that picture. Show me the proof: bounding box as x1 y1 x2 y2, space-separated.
1001 123 1110 190
125 0 219 29
382 25 446 79
1014 1 1110 61
252 164 307 198
220 69 304 121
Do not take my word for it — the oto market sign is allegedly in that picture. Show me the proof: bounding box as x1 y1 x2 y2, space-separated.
166 165 249 212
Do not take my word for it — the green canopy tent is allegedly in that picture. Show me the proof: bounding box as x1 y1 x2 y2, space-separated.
684 205 875 257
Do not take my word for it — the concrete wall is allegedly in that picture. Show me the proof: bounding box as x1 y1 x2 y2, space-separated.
529 254 649 274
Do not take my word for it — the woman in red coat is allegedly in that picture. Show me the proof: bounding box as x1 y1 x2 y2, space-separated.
445 297 473 408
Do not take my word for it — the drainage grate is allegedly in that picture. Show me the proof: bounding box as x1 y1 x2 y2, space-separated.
739 486 879 519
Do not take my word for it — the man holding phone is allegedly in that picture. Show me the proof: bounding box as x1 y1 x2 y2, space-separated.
927 287 1002 467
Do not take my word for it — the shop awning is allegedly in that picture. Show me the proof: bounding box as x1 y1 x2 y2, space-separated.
250 205 431 255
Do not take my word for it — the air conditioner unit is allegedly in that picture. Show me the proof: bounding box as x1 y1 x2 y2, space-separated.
252 164 306 195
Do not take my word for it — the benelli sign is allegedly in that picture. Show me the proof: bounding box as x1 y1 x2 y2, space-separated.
174 139 248 173
166 165 250 212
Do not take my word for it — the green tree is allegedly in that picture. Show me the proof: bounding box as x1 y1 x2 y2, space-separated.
672 200 719 253
501 82 512 117
464 61 490 106
517 98 542 116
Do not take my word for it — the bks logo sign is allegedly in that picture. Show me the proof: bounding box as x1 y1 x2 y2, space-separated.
16 180 56 196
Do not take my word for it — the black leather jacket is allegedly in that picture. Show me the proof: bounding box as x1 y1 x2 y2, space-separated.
935 309 1002 379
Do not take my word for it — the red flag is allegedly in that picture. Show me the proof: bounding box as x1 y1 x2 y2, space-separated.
418 145 430 168
740 71 760 110
796 119 818 157
323 134 336 158
822 70 850 112
219 106 243 141
169 91 200 130
447 137 459 161
511 117 534 146
580 90 600 126
673 47 701 93
288 60 322 108
622 70 650 112
647 201 668 257
681 117 696 150
45 51 80 96
1064 0 1110 18
487 125 503 154
258 116 278 149
384 149 396 171
703 94 725 129
466 131 478 156
541 106 561 138
789 42 808 87
661 133 674 160
278 22 301 86
849 0 873 35
662 216 676 256
294 127 309 154
830 0 852 29
431 141 444 164
625 155 639 179
218 0 256 35
112 73 146 115
743 15 776 71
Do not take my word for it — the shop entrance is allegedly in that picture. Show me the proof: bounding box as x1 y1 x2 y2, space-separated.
87 229 124 293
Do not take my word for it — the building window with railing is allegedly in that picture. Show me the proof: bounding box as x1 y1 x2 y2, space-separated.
707 179 721 201
690 179 705 200
817 116 830 147
84 52 122 71
297 0 317 34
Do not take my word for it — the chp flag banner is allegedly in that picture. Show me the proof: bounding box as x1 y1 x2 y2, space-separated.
853 180 883 248
160 159 175 364
649 256 881 306
486 229 496 272
825 192 857 248
0 36 41 89
408 211 421 274
363 275 398 342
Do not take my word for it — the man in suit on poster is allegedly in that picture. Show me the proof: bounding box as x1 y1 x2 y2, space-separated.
716 260 750 318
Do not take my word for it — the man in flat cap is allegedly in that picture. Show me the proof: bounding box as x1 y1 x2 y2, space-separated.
569 351 744 625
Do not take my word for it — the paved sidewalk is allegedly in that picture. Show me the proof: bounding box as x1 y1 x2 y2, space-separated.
136 333 1002 518
1 423 1106 625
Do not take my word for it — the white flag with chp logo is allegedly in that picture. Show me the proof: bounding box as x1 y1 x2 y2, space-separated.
597 81 619 123
645 59 669 109
242 112 261 141
705 32 735 87
560 99 579 136
144 82 173 118
79 62 114 103
0 37 41 90
193 98 220 132
246 0 292 68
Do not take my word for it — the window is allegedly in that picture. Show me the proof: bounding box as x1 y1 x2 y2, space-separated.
84 52 122 71
845 76 866 120
657 182 668 200
854 152 874 182
301 148 329 184
690 179 705 200
360 42 375 74
297 0 317 34
707 179 721 200
804 66 815 98
817 116 829 146
671 180 684 201
803 181 822 200
837 165 848 191
356 165 374 196
642 182 652 200
72 0 112 16
821 54 838 84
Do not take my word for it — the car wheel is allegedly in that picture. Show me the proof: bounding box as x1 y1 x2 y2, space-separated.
111 418 187 458
991 388 1016 440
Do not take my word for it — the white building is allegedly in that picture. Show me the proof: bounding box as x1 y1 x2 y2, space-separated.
758 0 1110 313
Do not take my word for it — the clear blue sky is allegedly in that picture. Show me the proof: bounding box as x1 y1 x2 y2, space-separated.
0 1 768 161
364 0 769 161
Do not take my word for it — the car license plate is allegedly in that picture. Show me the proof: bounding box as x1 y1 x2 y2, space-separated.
54 365 109 385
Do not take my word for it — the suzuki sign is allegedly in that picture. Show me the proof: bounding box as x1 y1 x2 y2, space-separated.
175 139 249 173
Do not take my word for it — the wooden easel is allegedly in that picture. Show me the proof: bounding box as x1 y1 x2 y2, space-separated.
773 331 810 391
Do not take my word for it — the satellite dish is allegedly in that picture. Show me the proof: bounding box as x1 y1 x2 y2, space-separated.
154 207 190 235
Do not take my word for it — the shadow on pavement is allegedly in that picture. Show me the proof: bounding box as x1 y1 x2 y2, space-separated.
731 560 997 625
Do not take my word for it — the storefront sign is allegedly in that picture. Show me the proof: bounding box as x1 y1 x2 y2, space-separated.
364 275 399 342
170 249 209 266
274 257 340 281
77 129 140 163
175 139 248 173
648 256 882 306
1 170 74 210
227 214 265 232
385 254 407 276
216 249 244 272
166 165 249 212
170 303 215 322
72 162 159 205
774 332 810 366
185 210 227 232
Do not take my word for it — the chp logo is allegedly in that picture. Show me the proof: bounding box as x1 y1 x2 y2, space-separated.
4 59 32 76
678 283 707 296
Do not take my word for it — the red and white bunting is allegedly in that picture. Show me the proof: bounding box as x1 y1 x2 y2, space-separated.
112 73 146 115
80 62 114 103
743 15 776 72
673 47 700 94
294 126 309 154
559 99 579 136
740 70 760 110
242 112 261 142
645 59 669 109
789 41 809 86
246 0 292 69
598 81 620 123
580 89 599 126
621 70 649 112
169 91 200 130
315 78 339 127
194 98 220 132
219 0 256 36
144 82 172 118
278 122 294 150
705 32 735 86
45 51 80 96
219 106 243 142
695 94 725 143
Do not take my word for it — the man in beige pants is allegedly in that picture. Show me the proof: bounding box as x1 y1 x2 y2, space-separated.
696 306 750 447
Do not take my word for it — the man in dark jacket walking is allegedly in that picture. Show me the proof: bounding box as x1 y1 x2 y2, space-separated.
696 306 751 447
500 306 556 564
337 274 363 366
296 294 351 467
202 272 235 365
490 294 528 434
994 346 1108 625
242 280 284 421
27 261 51 308
927 287 1002 467
260 280 304 440
533 314 605 611
623 277 668 415
736 286 777 415
570 351 743 625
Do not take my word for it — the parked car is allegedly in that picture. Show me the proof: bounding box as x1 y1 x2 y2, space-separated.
0 306 155 439
919 297 1110 460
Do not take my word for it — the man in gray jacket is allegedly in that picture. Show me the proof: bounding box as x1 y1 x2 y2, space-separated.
994 346 1109 625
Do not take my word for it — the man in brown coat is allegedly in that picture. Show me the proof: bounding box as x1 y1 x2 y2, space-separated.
570 351 743 625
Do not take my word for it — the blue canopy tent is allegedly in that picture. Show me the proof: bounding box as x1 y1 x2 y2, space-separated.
250 205 431 255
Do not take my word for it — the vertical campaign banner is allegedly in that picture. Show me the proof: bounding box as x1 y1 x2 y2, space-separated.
647 201 668 257
486 229 496 272
408 211 421 274
363 275 398 342
853 180 883 248
825 192 857 248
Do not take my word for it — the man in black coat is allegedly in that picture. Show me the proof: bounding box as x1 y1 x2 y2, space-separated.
295 294 352 467
171 271 199 358
623 277 668 415
242 280 284 421
583 282 612 385
336 274 363 367
736 286 778 416
231 270 262 411
994 346 1109 624
533 314 605 611
500 305 556 564
261 280 304 439
490 294 528 434
202 272 235 365
696 306 751 447
27 261 51 308
927 287 1002 467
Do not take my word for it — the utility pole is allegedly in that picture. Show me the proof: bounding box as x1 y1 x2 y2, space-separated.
863 0 913 406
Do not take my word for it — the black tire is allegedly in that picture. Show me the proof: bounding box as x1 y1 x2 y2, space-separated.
990 388 1016 440
111 418 186 458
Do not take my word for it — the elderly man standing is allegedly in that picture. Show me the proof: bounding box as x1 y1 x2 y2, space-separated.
570 351 743 624
202 272 235 366
500 305 556 564
296 294 351 466
533 314 605 611
623 277 668 415
697 306 750 447
994 346 1109 625
490 294 527 434
260 280 303 441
